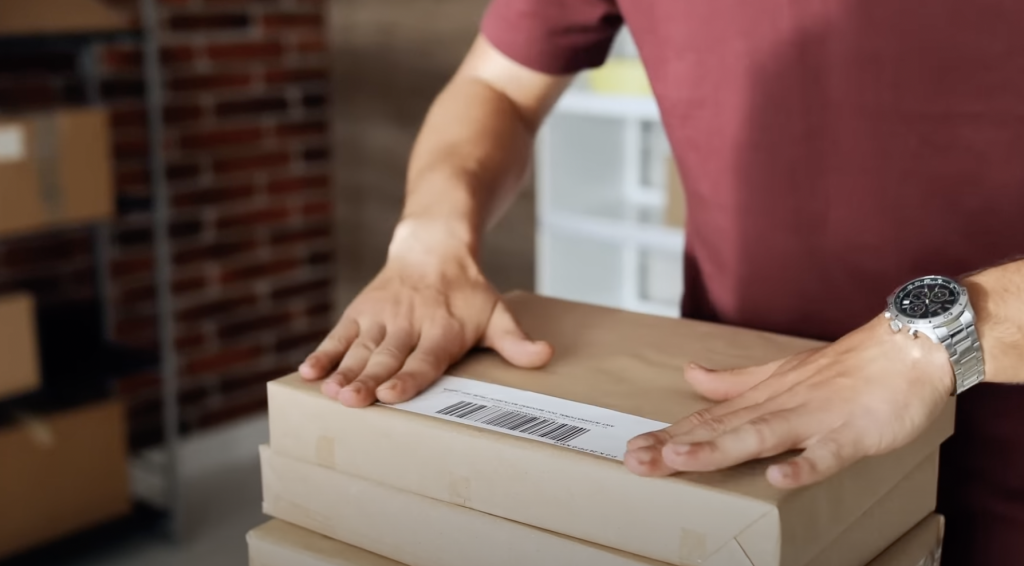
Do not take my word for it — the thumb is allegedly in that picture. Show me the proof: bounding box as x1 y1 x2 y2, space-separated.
685 358 786 401
481 301 553 369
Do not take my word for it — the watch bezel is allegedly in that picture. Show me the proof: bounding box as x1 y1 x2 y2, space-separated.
886 275 969 329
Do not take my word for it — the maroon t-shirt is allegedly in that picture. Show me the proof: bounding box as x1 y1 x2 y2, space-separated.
482 1 1024 564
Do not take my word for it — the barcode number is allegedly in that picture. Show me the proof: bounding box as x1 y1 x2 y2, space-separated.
436 401 591 444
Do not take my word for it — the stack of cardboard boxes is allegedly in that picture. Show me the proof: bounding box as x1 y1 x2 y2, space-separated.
0 105 129 559
250 293 948 566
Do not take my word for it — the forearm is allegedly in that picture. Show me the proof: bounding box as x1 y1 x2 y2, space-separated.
963 260 1024 383
399 74 536 257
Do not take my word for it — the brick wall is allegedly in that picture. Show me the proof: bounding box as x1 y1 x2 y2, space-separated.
0 0 333 447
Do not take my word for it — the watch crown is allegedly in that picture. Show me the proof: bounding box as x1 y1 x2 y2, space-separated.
889 320 902 333
883 311 892 319
908 328 918 338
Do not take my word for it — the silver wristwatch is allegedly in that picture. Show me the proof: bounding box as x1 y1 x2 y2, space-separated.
884 275 985 396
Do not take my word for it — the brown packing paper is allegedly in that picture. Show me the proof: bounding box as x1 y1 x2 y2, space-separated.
0 398 131 559
260 445 938 566
248 520 404 566
0 109 114 237
268 293 955 566
0 293 41 400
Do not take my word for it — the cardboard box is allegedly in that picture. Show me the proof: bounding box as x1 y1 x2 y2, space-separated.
248 520 404 566
0 293 41 400
869 514 943 566
268 293 956 566
0 108 115 237
260 444 939 566
0 398 131 559
248 513 944 566
0 0 131 37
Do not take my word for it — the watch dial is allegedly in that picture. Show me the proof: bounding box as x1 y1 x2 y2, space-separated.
894 278 960 320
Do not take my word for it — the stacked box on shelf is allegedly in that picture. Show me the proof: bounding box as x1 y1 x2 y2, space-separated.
248 515 944 566
0 293 41 401
256 293 953 566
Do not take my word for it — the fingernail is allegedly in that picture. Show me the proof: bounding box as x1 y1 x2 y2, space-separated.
629 435 658 449
688 362 708 371
344 383 364 395
377 381 397 393
321 381 340 397
667 442 694 456
768 464 792 484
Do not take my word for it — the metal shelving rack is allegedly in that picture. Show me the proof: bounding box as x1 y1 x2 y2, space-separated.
0 0 184 546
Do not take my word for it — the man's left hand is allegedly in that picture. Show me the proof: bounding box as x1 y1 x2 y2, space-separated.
623 315 955 488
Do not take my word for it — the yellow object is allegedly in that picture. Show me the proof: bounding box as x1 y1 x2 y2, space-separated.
586 58 652 96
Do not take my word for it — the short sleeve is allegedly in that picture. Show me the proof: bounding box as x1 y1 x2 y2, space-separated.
480 0 623 75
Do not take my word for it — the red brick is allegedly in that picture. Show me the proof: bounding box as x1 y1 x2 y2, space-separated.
167 161 203 182
103 44 196 72
263 66 327 85
1 233 92 270
168 12 250 31
176 332 207 352
113 135 150 160
261 12 324 31
165 101 206 124
267 173 329 195
116 164 147 188
274 119 327 140
114 314 158 346
185 345 263 375
118 283 156 305
214 94 289 118
173 183 256 209
295 37 327 54
221 258 300 283
302 198 332 219
207 40 284 62
219 312 291 340
213 150 291 175
110 104 146 129
269 223 330 245
178 125 264 151
112 255 154 277
275 325 331 353
178 294 259 322
217 205 291 230
116 371 161 397
194 388 269 428
101 77 145 100
174 238 258 266
174 274 207 294
168 71 253 93
270 277 331 301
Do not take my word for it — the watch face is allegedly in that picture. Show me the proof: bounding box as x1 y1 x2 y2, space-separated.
893 277 961 320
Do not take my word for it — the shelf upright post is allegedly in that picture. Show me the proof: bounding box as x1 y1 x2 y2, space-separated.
139 0 184 541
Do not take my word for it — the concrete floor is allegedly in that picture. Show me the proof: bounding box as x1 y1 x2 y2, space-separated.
19 413 270 566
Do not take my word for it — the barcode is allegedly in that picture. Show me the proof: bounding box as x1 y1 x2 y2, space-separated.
436 401 591 444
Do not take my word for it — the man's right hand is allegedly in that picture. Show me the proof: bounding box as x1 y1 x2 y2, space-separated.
297 224 553 408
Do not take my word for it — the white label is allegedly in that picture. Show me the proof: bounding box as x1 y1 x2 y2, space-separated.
384 376 668 460
0 125 26 163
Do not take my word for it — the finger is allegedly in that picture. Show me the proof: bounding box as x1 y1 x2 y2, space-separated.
321 322 384 399
299 317 360 380
623 444 680 477
661 409 809 472
337 328 417 408
767 433 862 489
685 358 788 401
376 331 459 404
481 301 553 369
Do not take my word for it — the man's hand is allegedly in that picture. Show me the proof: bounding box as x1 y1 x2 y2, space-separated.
624 316 954 488
298 225 553 408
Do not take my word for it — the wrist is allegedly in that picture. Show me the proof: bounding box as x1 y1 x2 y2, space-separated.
388 217 480 267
